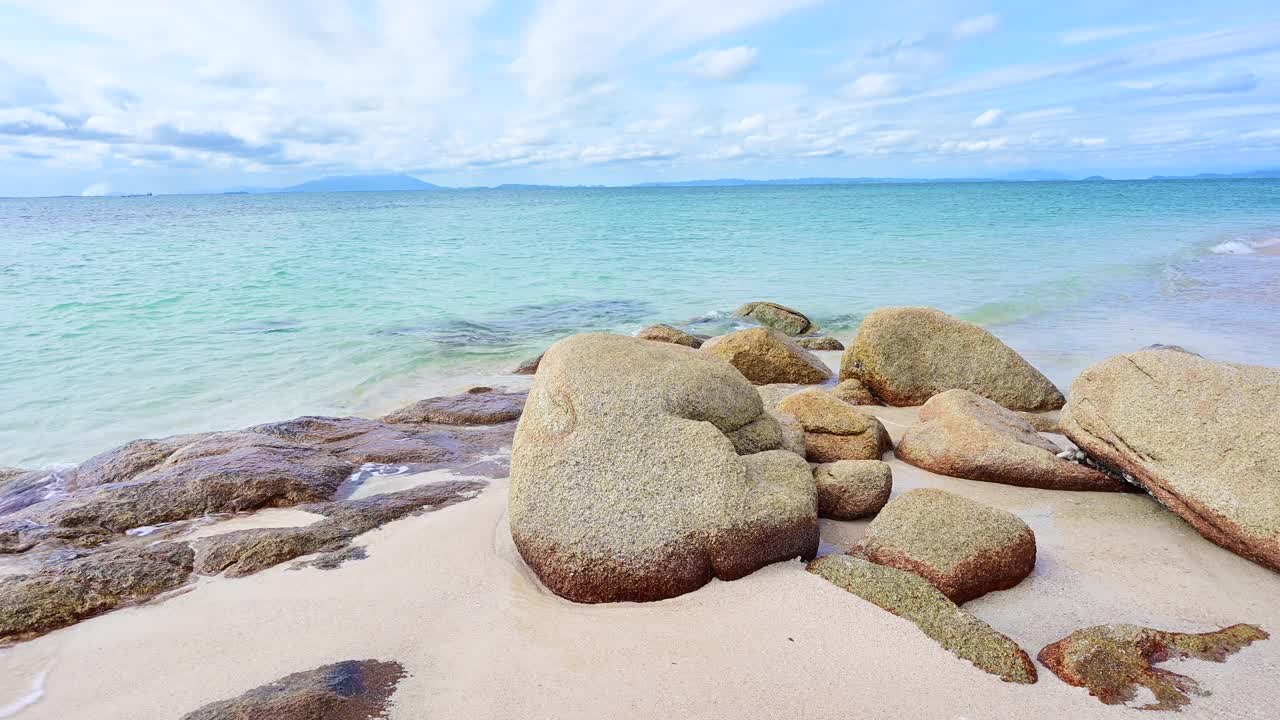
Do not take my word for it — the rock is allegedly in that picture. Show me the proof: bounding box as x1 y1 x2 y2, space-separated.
896 390 1127 492
1015 411 1060 434
513 353 543 375
839 307 1064 411
735 301 816 336
1038 623 1268 711
703 328 833 385
771 411 808 457
775 390 891 463
0 542 193 643
509 333 818 604
853 488 1035 604
381 387 526 425
179 659 406 720
814 460 892 520
755 383 806 409
636 323 703 348
830 378 877 405
1062 350 1280 572
195 479 485 578
250 415 457 465
796 336 844 351
808 554 1036 683
0 467 28 485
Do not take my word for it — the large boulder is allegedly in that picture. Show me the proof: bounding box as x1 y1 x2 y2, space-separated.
896 390 1127 492
839 307 1064 411
814 460 892 520
703 328 833 385
180 660 406 720
808 555 1036 683
1062 350 1280 572
775 390 891 463
636 323 703 348
735 301 816 335
509 333 818 604
853 488 1035 604
1038 623 1268 711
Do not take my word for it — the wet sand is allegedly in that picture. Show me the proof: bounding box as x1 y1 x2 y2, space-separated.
2 359 1279 719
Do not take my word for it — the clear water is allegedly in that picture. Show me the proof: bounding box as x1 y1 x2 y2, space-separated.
3 180 1278 467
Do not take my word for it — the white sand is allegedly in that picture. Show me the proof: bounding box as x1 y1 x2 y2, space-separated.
3 373 1279 718
178 508 327 541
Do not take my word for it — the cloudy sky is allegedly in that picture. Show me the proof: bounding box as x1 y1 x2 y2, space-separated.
2 0 1280 196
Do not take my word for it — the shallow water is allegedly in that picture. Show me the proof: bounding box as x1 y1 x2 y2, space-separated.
2 180 1278 466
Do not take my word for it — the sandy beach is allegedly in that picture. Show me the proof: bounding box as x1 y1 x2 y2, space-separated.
2 346 1277 720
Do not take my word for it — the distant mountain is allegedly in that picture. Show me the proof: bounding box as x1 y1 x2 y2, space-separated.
1081 175 1109 182
279 174 441 193
1148 169 1280 180
632 176 991 187
998 169 1074 182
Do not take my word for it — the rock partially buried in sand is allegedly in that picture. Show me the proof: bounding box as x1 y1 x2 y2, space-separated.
381 387 526 425
703 328 833 385
1062 350 1280 572
775 389 891 463
1038 623 1268 711
636 323 704 348
795 336 844 351
179 659 407 720
808 554 1037 683
735 301 816 336
896 390 1126 492
509 333 818 604
814 460 892 520
854 488 1035 604
840 307 1064 411
830 378 877 405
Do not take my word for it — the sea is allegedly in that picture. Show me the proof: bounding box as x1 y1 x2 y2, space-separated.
2 179 1278 467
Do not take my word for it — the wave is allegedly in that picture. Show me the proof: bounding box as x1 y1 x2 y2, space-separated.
1210 237 1280 255
0 665 50 718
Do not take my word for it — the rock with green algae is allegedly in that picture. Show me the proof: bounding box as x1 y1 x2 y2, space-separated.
179 659 406 720
839 306 1064 411
735 301 816 336
775 389 891 463
510 333 818 604
853 488 1036 604
807 554 1037 683
636 323 704 348
1038 623 1269 711
702 327 833 385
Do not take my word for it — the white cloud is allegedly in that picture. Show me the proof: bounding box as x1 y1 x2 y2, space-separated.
846 73 903 98
1059 24 1161 46
723 113 767 135
80 181 111 196
939 137 1009 153
1118 73 1259 96
684 46 760 81
971 109 1004 128
952 14 1000 40
1070 137 1107 147
1012 107 1076 123
0 108 68 131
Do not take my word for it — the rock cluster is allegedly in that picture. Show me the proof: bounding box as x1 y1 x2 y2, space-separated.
702 328 833 385
775 390 891 463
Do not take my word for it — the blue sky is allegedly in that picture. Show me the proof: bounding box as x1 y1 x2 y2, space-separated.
2 0 1280 196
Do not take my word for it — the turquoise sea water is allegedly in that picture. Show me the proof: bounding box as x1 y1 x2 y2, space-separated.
2 180 1279 467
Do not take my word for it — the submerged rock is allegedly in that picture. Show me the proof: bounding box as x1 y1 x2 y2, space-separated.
829 378 877 406
839 307 1064 411
814 460 892 520
1038 623 1268 711
808 554 1037 683
896 390 1126 492
795 336 844 351
510 333 818 604
735 301 816 336
702 328 833 385
0 542 194 644
636 323 704 348
853 488 1035 604
1062 350 1280 572
775 390 891 463
381 387 526 425
512 353 543 375
179 659 406 720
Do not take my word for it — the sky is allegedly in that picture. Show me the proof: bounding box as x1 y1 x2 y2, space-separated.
2 1 1280 196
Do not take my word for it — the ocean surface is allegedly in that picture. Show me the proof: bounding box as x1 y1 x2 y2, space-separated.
2 180 1279 467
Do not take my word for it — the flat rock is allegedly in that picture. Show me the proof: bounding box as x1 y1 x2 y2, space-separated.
179 659 406 720
853 488 1035 604
896 390 1126 492
840 307 1064 411
775 389 891 463
814 460 892 520
830 378 877 405
510 333 818 603
636 323 703 348
795 336 844 351
1038 623 1268 711
381 387 526 425
735 301 816 335
703 328 833 385
808 554 1037 683
1062 350 1280 572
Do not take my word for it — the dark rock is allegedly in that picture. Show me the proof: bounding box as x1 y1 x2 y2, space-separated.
636 323 704 348
795 336 844 351
1038 623 1268 710
292 545 368 571
381 388 526 425
179 659 406 720
513 353 543 375
735 301 816 336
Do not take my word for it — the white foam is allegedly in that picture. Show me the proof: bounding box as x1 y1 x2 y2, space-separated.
0 666 49 718
1210 237 1280 255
